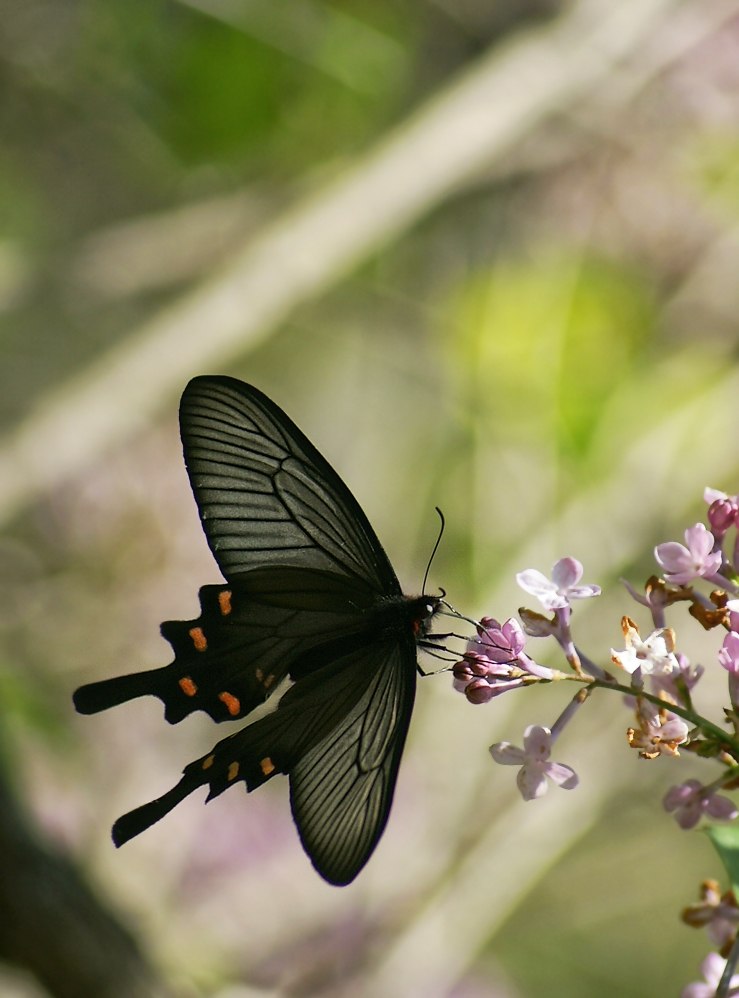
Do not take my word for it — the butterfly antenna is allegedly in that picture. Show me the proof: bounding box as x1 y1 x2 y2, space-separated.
422 507 445 596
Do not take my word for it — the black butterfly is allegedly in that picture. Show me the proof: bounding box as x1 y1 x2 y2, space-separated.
73 376 443 886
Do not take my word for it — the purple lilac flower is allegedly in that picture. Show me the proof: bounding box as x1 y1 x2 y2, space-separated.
705 487 739 536
475 616 526 662
516 557 601 611
452 618 553 704
719 632 739 674
654 523 721 585
663 780 738 830
489 725 578 800
718 631 739 707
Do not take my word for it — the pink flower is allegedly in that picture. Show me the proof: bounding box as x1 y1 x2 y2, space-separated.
705 487 739 535
663 780 738 830
718 631 739 707
681 953 739 998
719 632 739 675
453 617 553 703
474 616 526 663
461 675 522 704
516 557 601 611
654 523 721 585
452 649 526 702
490 725 578 800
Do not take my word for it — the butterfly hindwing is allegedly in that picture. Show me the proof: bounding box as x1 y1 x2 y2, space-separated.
74 567 380 723
290 639 416 885
112 634 416 885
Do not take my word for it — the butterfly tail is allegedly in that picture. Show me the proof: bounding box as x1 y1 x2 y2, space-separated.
73 667 169 715
112 775 198 846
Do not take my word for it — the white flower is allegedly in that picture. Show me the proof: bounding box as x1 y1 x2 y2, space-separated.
611 617 679 676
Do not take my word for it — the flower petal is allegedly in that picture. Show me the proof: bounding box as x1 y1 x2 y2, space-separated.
550 557 582 589
517 764 548 800
544 762 579 789
685 523 714 559
704 487 729 505
490 742 526 765
516 569 559 600
565 584 602 600
522 724 552 759
705 795 738 821
654 541 690 573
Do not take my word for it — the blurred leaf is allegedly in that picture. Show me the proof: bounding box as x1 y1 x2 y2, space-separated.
706 824 739 897
448 251 657 464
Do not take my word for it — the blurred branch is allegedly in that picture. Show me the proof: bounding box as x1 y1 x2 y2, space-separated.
0 761 169 998
0 0 691 528
68 0 739 303
69 192 266 300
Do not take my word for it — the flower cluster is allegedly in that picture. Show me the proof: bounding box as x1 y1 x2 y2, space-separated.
452 617 553 704
452 487 739 994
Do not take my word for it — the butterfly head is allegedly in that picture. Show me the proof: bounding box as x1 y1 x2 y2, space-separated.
410 594 443 640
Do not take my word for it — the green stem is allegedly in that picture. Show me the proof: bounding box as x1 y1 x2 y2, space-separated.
587 677 739 761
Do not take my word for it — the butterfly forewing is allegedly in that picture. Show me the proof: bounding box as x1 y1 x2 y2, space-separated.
180 377 399 591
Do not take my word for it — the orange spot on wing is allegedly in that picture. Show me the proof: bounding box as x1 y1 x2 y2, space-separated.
218 691 241 716
189 627 207 651
218 590 232 616
202 754 215 770
227 761 239 781
260 757 275 776
178 676 198 697
255 668 264 682
263 674 275 690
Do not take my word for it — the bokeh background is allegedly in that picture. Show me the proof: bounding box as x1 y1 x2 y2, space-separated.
2 0 739 995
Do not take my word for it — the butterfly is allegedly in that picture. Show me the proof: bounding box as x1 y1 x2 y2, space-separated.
73 376 443 886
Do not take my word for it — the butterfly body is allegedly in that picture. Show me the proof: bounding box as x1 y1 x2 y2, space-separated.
74 377 440 885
